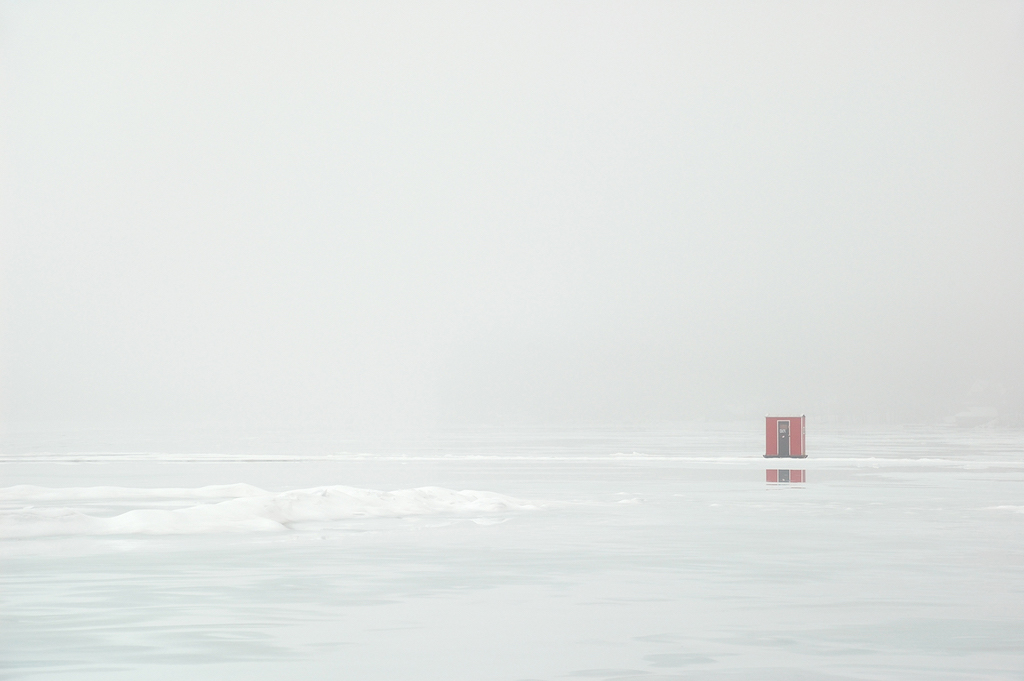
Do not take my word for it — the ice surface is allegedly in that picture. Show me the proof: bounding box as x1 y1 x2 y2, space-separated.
1 424 1022 681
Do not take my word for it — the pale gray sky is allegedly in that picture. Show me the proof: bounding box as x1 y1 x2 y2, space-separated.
2 0 1023 427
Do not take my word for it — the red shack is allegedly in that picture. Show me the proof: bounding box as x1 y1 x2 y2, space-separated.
765 415 806 458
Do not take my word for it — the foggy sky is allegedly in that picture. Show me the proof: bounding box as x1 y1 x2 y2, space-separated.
2 1 1023 427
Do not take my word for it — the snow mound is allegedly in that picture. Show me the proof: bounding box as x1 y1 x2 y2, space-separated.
0 485 536 538
987 505 1024 514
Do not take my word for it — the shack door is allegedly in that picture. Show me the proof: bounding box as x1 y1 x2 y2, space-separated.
778 420 790 457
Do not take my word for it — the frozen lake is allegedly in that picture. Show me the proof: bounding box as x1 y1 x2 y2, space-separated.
2 424 1022 680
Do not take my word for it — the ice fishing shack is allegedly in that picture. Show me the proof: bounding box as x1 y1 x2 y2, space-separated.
764 415 806 458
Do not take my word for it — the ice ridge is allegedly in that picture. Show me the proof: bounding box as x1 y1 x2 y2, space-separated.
0 485 535 538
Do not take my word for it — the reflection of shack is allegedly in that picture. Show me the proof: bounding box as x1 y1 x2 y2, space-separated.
767 469 805 483
764 415 806 458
